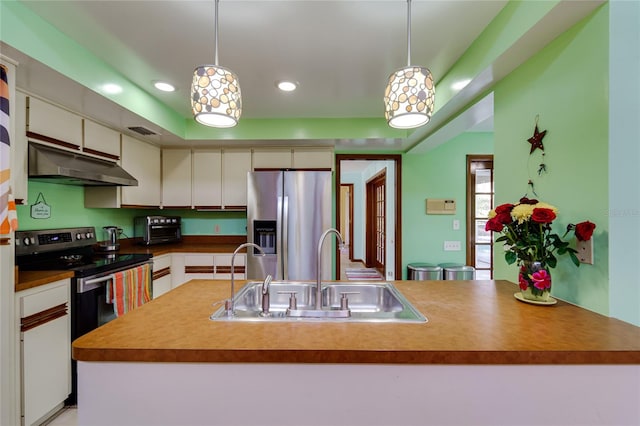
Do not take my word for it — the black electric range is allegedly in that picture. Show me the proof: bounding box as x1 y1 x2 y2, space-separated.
15 226 152 277
15 226 153 406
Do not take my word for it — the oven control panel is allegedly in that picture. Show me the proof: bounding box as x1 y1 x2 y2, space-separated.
15 227 97 255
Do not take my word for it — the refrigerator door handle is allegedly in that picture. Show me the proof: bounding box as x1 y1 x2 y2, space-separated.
281 195 289 280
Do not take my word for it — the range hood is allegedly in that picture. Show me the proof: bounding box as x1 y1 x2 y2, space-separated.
28 142 138 186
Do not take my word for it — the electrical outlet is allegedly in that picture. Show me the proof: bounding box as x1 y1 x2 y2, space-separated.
453 219 460 230
576 239 594 264
214 224 221 234
444 241 461 251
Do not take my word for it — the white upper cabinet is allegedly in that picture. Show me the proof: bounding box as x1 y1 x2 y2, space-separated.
83 119 121 159
162 149 192 208
292 147 334 170
252 148 292 169
27 97 82 148
121 135 161 207
192 149 222 208
222 149 251 209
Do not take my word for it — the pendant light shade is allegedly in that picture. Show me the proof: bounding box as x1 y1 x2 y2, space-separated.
191 65 241 127
191 0 242 128
384 0 434 129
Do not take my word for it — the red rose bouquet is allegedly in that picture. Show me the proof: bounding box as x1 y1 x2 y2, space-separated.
486 197 595 268
486 197 596 299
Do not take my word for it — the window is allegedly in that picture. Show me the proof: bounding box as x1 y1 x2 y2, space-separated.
466 156 494 279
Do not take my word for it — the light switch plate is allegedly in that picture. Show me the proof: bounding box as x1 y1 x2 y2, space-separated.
576 239 594 264
453 219 460 230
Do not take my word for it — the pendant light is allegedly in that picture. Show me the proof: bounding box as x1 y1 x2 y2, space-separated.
383 0 434 129
191 0 242 127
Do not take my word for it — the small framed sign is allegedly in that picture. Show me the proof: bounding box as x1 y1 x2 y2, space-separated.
30 192 51 219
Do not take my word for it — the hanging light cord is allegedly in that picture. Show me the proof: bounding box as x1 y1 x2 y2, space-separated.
214 0 219 66
406 0 412 67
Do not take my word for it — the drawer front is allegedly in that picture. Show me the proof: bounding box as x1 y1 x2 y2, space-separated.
20 280 69 318
153 254 172 270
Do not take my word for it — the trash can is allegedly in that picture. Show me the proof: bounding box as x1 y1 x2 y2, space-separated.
438 262 463 269
443 265 476 280
407 263 443 280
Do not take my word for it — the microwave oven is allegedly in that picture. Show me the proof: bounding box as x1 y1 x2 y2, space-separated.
134 216 182 245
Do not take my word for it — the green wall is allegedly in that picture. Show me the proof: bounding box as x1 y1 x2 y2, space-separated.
608 0 640 326
402 132 493 279
493 5 609 315
16 181 247 240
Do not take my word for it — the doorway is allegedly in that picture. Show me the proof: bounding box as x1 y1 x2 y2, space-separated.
366 169 386 273
335 154 402 280
466 155 494 279
339 184 354 260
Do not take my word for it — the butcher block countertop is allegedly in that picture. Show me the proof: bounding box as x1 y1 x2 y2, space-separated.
15 235 246 292
15 270 74 292
72 279 640 365
117 235 246 256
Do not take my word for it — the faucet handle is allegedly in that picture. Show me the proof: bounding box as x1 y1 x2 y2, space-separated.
278 291 298 310
339 292 359 310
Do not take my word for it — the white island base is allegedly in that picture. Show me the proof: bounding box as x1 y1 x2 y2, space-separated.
78 362 640 426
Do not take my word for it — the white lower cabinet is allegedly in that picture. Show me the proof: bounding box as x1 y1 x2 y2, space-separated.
152 254 172 298
17 279 71 426
171 253 245 287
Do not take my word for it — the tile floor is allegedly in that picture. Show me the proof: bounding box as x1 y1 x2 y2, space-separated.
339 245 367 280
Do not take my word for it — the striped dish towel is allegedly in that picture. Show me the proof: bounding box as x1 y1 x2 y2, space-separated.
107 263 152 317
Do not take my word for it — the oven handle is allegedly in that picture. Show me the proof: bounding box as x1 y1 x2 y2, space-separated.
78 274 116 293
76 260 153 293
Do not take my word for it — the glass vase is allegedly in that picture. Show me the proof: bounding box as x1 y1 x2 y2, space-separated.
518 260 552 302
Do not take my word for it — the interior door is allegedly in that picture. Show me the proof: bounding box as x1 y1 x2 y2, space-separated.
366 170 386 273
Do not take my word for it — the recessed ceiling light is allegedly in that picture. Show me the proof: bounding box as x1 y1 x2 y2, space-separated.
102 83 123 94
276 80 298 92
452 79 472 91
154 81 176 92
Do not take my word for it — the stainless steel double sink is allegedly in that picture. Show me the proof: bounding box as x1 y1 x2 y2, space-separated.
210 281 427 323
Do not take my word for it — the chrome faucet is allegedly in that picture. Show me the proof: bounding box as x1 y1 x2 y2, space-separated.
315 228 344 310
225 243 265 317
261 274 273 316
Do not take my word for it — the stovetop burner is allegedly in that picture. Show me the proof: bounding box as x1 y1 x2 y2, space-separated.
15 227 152 278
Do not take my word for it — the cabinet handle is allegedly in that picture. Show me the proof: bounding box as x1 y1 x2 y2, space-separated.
20 303 68 332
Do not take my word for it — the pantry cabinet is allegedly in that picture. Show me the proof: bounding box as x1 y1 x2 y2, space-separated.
162 149 192 208
194 148 251 209
85 135 161 208
221 149 252 209
17 279 71 426
121 135 161 207
192 149 223 208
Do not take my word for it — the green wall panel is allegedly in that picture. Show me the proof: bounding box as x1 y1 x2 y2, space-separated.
16 181 247 241
492 5 609 315
402 132 493 279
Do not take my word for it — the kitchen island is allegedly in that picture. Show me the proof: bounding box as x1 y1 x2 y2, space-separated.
73 279 640 426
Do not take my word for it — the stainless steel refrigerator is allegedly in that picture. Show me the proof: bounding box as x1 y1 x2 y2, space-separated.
246 170 333 281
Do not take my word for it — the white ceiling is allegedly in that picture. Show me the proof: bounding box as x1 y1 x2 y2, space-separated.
17 0 507 119
1 1 604 151
3 0 509 149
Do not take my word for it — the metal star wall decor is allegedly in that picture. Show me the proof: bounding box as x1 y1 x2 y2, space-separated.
527 122 547 154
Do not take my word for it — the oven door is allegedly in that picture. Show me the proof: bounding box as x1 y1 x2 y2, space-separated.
73 260 153 339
